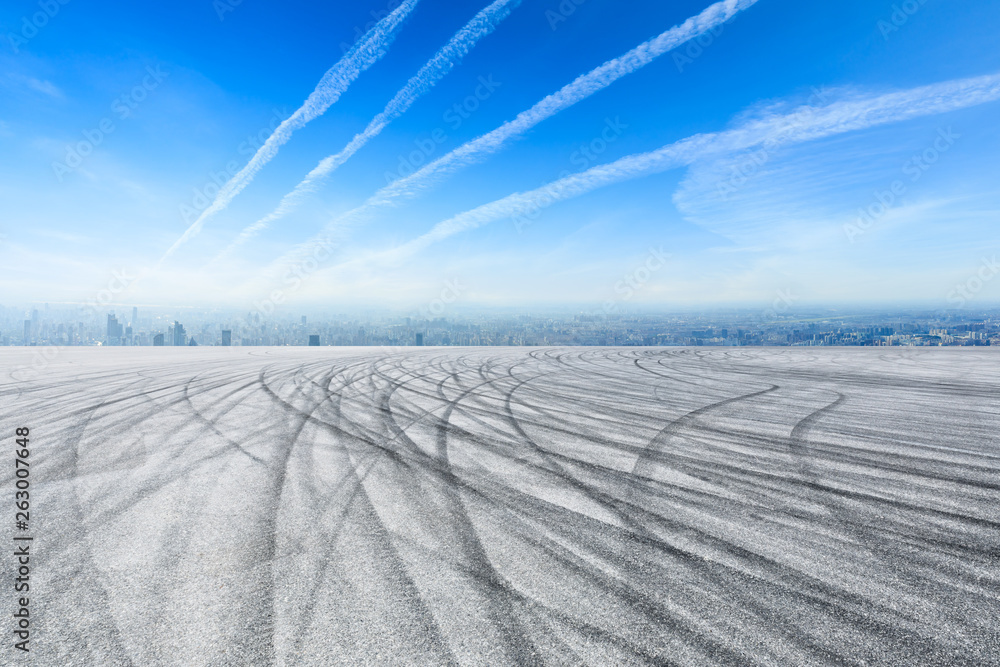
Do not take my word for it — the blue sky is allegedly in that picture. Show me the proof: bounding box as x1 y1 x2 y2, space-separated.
1 0 999 311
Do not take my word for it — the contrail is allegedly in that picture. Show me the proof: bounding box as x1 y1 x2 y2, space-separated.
157 0 421 265
374 0 760 203
312 72 1000 273
221 0 525 254
230 0 760 265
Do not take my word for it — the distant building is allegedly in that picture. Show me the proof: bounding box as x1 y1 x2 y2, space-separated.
308 335 320 346
107 314 124 344
171 321 186 347
416 332 424 346
23 320 30 345
301 316 307 326
221 330 232 346
153 333 164 346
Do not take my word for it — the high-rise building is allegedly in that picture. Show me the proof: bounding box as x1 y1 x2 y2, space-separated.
301 316 307 326
416 332 424 346
153 333 164 346
107 314 124 344
308 334 320 346
221 330 232 346
171 321 186 347
23 320 30 345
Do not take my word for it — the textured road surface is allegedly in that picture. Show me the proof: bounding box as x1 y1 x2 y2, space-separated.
1 347 998 665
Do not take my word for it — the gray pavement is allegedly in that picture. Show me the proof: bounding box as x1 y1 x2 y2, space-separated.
1 347 998 665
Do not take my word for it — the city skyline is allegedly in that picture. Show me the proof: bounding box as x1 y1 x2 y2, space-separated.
6 302 999 349
2 0 999 310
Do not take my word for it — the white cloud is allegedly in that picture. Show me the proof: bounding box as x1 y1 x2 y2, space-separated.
256 0 762 274
220 0 526 255
157 0 422 263
325 72 1000 271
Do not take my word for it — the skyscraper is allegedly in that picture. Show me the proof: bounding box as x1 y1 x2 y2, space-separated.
153 333 164 346
23 320 30 345
416 332 424 346
107 314 124 344
171 321 186 347
308 334 320 346
221 330 232 346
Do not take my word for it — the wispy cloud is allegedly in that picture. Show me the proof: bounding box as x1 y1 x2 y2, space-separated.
258 0 761 271
314 71 1000 273
221 0 525 254
22 76 62 98
3 73 63 98
371 0 760 203
32 229 92 243
157 0 422 264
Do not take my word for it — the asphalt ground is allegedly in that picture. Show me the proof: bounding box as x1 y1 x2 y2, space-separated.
1 347 997 665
